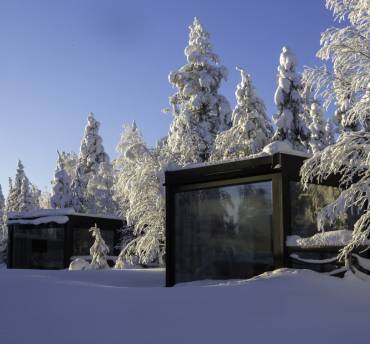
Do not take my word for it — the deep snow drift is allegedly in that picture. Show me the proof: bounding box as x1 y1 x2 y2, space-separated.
0 268 370 344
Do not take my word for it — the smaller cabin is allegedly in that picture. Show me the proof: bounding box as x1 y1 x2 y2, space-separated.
7 209 124 269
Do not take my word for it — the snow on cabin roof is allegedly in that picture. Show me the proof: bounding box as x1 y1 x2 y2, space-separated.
7 208 123 221
166 148 311 172
8 216 70 226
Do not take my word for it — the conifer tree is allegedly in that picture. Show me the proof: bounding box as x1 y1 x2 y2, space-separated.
308 102 328 153
6 160 36 213
211 67 273 161
272 46 310 151
325 118 336 145
89 224 109 269
71 113 111 213
86 162 117 216
50 152 73 209
166 18 232 164
114 121 148 217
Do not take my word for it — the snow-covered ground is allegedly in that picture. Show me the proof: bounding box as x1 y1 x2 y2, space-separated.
0 268 370 344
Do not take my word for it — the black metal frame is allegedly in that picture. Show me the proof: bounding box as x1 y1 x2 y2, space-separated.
7 214 124 269
165 153 337 286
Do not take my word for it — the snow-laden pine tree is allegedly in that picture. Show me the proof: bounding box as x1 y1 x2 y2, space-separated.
6 160 37 213
71 113 111 213
89 224 109 269
59 151 78 181
166 18 232 164
50 152 73 209
301 0 370 265
308 102 328 153
86 162 117 216
114 122 167 266
211 67 273 161
272 46 311 152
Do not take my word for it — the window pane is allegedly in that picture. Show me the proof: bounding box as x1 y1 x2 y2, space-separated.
174 181 273 283
12 226 65 269
73 228 114 256
289 182 348 238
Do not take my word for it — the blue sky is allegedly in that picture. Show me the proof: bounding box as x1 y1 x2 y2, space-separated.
0 0 334 195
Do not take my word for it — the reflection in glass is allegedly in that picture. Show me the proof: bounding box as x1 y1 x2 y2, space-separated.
289 182 347 238
175 181 273 283
73 228 114 256
12 226 65 269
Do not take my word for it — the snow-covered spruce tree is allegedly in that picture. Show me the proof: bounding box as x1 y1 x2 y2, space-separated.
301 0 370 265
114 122 167 266
89 224 109 269
211 67 273 161
50 152 73 209
71 113 110 213
114 121 147 218
272 46 311 152
6 160 37 213
59 151 78 181
166 17 232 164
86 162 117 216
308 102 328 153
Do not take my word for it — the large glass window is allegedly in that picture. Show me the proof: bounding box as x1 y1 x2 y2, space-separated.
73 228 115 256
174 181 273 283
12 226 65 269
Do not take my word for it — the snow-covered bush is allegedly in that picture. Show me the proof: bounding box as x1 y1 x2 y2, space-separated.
272 46 311 152
301 0 370 264
210 67 273 161
50 152 73 209
166 17 231 164
69 258 90 271
89 224 110 270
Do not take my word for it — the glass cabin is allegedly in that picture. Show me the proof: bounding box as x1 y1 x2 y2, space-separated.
165 153 353 286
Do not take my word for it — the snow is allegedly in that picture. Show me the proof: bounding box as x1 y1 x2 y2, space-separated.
261 140 311 158
7 207 122 221
1 268 370 343
286 229 369 248
7 215 69 225
69 258 90 270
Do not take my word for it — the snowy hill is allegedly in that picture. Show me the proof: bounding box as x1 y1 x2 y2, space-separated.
0 268 370 344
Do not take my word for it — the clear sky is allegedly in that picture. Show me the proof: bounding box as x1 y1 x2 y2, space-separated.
0 0 334 195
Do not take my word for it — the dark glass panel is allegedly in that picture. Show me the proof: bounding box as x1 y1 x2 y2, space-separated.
12 226 65 269
72 228 114 256
174 181 273 283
